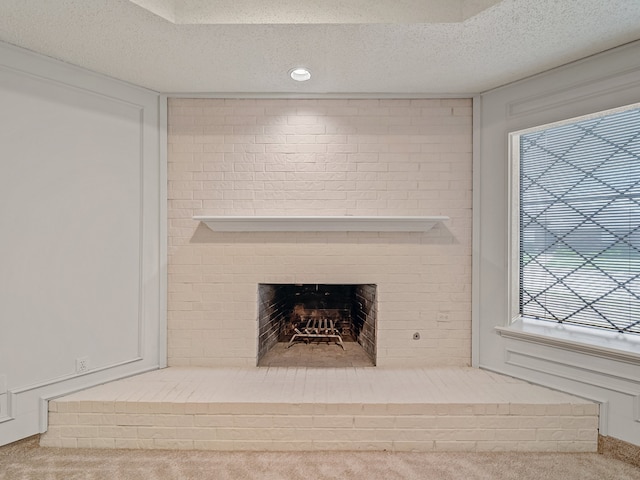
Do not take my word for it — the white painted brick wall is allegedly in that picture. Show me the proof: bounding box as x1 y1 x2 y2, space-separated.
167 98 472 367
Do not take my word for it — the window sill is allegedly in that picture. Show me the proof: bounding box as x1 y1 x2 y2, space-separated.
495 318 640 365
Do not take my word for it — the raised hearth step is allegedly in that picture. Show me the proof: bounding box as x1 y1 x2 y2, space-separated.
41 367 598 452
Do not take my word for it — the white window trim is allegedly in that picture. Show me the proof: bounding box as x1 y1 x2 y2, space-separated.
500 107 640 365
496 317 640 364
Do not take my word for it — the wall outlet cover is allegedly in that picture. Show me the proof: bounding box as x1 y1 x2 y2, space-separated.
76 357 89 374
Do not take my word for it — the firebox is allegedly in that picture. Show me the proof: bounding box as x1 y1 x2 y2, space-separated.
257 284 377 366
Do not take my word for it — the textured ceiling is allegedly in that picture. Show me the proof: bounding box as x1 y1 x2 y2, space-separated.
128 0 501 24
0 0 639 94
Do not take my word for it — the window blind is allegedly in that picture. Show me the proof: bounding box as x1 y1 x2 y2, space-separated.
519 107 640 334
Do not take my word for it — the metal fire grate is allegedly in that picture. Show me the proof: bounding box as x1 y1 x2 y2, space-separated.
286 316 345 349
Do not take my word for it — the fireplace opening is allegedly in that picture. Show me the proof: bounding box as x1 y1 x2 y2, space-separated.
257 284 377 367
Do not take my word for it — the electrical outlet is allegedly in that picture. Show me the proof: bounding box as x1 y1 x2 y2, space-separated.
76 357 89 374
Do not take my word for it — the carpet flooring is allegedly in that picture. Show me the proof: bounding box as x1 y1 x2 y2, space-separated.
1 438 640 480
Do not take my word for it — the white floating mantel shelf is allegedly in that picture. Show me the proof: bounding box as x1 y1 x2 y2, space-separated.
194 216 449 232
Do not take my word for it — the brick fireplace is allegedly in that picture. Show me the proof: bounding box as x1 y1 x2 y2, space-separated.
167 98 472 368
257 283 377 365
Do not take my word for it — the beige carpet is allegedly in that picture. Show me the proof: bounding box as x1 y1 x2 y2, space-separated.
1 438 640 480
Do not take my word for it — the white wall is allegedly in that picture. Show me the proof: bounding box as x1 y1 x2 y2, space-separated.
476 40 640 446
0 42 164 446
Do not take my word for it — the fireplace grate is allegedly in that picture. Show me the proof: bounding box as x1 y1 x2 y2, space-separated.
287 316 344 349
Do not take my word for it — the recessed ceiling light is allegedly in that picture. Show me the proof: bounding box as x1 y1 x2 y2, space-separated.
289 67 311 82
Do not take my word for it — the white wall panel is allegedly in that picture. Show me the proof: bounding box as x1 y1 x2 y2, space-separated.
476 40 640 446
0 42 163 446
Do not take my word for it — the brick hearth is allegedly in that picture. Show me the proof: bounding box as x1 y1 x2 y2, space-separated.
41 367 598 452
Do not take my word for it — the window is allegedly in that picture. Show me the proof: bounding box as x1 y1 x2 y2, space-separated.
517 105 640 335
